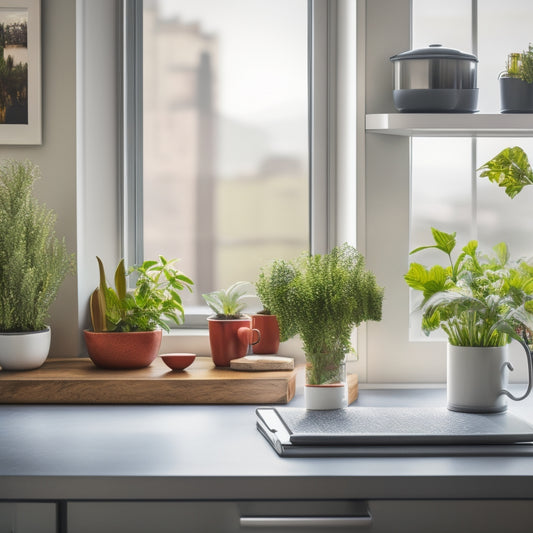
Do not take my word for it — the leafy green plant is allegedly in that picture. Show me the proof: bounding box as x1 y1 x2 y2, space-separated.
478 146 533 198
202 281 250 319
504 44 533 83
0 160 74 332
90 256 193 333
258 244 384 385
405 227 533 347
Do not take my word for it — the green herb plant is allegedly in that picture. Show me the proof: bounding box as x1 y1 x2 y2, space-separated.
405 227 533 347
90 256 193 333
0 160 74 332
504 44 533 83
258 244 384 385
202 281 250 319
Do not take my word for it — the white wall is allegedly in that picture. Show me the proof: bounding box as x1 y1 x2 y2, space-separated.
0 0 78 356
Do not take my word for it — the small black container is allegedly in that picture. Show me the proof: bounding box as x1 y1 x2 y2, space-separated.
500 77 533 113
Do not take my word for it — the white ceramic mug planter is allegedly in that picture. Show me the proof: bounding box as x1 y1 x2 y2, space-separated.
0 327 51 370
447 342 533 413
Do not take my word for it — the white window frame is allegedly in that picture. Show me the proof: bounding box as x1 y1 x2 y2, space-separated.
120 0 358 341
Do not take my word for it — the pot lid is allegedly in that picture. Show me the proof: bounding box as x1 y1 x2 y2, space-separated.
390 44 478 62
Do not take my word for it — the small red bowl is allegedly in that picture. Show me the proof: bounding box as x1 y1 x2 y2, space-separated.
160 353 196 370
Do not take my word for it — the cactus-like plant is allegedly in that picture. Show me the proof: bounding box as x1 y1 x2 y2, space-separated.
89 256 193 332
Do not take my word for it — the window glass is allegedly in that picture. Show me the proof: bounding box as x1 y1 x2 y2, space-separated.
142 0 308 309
411 0 471 54
478 0 533 113
410 1 533 340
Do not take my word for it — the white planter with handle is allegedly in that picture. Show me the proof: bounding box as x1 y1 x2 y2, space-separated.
447 342 533 413
0 327 51 371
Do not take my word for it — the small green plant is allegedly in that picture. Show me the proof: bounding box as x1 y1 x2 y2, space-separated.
0 160 74 332
258 244 384 385
504 44 533 83
478 146 533 198
90 256 193 333
405 227 533 347
202 281 250 319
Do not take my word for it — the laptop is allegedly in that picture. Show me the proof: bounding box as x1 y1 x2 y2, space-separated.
256 406 533 457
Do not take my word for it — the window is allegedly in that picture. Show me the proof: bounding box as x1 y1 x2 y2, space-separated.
363 0 533 383
140 0 309 319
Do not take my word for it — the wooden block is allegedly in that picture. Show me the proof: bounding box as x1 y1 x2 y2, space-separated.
348 373 358 405
0 357 296 405
230 355 294 371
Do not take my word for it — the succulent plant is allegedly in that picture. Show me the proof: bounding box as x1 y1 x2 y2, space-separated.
202 281 251 319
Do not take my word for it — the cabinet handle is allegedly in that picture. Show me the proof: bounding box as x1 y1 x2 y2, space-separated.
240 515 373 528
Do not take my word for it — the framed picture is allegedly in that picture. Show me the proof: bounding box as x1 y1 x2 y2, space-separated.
0 0 40 144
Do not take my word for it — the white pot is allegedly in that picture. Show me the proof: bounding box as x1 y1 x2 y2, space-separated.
447 344 514 413
0 327 51 370
305 383 347 410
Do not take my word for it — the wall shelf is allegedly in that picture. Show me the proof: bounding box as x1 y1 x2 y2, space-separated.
366 113 533 137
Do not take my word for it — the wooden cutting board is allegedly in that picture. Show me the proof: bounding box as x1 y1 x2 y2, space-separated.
0 357 296 405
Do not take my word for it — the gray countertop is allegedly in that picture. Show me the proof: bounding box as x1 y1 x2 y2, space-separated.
2 384 533 502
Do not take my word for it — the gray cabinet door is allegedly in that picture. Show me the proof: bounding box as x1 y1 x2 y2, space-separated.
0 503 56 533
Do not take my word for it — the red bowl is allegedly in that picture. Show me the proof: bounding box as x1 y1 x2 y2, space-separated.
160 353 196 370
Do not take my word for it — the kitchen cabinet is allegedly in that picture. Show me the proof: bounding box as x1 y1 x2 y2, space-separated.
1 388 533 532
0 503 55 533
66 500 533 533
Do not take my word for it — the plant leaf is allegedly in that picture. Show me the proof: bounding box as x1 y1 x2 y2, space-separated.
478 146 533 198
114 258 127 301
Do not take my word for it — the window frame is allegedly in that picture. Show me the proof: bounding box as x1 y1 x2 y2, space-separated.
121 0 355 331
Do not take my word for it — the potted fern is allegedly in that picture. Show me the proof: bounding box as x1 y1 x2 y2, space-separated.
405 227 533 412
202 281 260 367
499 44 533 113
258 244 384 409
0 160 74 371
85 256 193 369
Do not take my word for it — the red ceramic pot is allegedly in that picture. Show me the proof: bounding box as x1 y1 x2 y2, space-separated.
207 316 260 367
252 314 280 354
84 329 162 369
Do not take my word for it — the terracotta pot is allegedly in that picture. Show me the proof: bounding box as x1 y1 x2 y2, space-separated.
84 329 162 369
207 316 260 367
252 314 280 354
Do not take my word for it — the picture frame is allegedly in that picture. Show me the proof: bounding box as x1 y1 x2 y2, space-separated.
0 0 41 145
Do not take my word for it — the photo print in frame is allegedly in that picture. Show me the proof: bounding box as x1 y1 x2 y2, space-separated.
0 0 40 144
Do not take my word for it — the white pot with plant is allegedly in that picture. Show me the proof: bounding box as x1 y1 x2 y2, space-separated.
405 228 533 413
203 281 260 367
258 244 384 410
0 160 74 371
85 256 193 369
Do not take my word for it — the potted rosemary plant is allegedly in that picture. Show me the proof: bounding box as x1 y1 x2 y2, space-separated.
85 256 193 369
499 44 533 113
203 281 260 367
0 160 74 370
259 244 384 409
405 227 533 412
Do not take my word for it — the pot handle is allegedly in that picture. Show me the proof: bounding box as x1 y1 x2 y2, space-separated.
501 332 533 402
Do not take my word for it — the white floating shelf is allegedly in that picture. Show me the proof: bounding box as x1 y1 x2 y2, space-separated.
366 113 533 137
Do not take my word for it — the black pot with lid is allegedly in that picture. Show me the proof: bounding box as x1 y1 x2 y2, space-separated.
390 44 479 112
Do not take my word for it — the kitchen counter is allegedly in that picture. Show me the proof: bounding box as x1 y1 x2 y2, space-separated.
2 381 533 532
